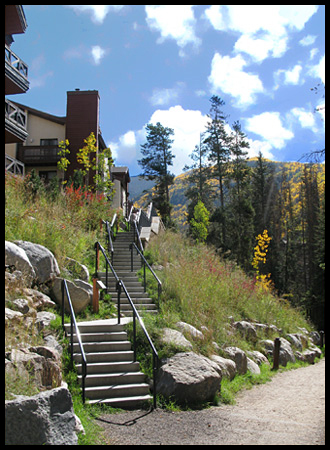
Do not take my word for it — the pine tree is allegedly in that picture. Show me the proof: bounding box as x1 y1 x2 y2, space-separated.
226 121 254 269
183 133 213 232
204 95 230 247
138 122 175 226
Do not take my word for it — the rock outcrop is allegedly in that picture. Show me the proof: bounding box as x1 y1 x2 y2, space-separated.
5 386 78 445
157 352 221 405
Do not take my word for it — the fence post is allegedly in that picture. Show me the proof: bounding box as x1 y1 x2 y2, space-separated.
272 337 281 370
117 280 121 325
92 277 99 313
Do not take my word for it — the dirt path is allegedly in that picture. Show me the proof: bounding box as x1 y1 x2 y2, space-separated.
98 359 325 445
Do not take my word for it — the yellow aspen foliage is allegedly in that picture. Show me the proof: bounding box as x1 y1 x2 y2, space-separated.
252 229 272 290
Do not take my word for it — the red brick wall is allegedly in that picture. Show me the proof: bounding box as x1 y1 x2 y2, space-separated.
65 90 100 184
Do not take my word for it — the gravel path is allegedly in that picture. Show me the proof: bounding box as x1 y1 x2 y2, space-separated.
98 359 325 445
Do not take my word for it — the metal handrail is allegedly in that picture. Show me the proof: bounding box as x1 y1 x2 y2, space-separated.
94 239 159 408
102 220 114 264
119 281 158 409
61 279 87 404
133 220 144 253
130 242 162 302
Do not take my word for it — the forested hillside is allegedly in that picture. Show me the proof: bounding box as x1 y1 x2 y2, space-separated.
133 157 325 329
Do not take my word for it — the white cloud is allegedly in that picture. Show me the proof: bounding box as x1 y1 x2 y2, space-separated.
299 35 317 46
289 107 318 132
246 139 275 160
110 105 209 175
309 55 325 85
149 82 185 106
208 52 264 108
145 5 201 56
91 45 107 65
148 106 208 174
66 5 124 24
245 112 294 149
205 5 318 63
274 64 303 90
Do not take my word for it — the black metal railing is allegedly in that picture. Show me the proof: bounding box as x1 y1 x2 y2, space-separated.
61 279 87 404
95 240 159 408
119 281 159 409
130 242 162 302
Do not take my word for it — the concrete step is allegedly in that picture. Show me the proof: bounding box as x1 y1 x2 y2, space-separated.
65 318 152 406
84 383 150 401
73 350 134 364
72 340 132 354
87 394 152 408
80 371 147 387
76 360 140 375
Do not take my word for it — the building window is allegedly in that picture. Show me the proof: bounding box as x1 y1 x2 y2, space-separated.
40 138 58 146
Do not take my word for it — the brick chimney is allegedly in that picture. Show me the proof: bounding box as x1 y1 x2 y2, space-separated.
65 90 100 183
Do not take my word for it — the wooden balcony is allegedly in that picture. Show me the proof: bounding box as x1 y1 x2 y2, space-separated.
5 44 29 95
5 99 28 143
17 144 61 166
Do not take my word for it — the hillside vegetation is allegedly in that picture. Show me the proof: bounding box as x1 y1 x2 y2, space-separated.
140 230 312 357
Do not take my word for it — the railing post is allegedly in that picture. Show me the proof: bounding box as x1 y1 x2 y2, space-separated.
61 280 65 328
70 315 74 369
153 353 157 409
130 243 134 272
133 310 137 362
143 261 146 292
272 337 281 370
95 242 99 276
92 277 99 314
117 280 121 325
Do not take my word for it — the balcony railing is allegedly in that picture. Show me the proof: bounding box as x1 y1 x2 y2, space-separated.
5 44 29 94
17 145 61 166
5 99 28 142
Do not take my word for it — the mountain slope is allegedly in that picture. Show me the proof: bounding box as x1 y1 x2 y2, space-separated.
131 159 325 229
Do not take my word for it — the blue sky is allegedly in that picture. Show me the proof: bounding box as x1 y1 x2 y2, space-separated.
9 5 325 175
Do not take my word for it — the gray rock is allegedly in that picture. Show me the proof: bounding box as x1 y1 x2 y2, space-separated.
247 357 261 375
5 386 78 445
14 241 60 284
160 328 193 350
51 277 90 314
209 354 236 380
176 321 204 340
233 321 257 341
36 311 57 330
279 338 296 366
246 350 270 366
5 241 36 285
157 352 221 405
309 331 322 346
286 333 303 351
11 298 30 314
5 307 24 323
65 257 90 281
223 347 247 375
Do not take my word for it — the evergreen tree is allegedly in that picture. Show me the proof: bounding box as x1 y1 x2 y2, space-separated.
251 152 275 235
138 122 175 226
226 121 254 270
204 96 230 248
183 133 213 232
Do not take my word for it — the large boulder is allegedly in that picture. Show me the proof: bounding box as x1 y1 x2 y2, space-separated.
51 277 90 314
233 321 257 341
157 352 221 405
209 354 236 380
14 241 60 284
176 321 204 340
160 328 193 350
223 347 247 375
5 241 36 285
5 386 78 445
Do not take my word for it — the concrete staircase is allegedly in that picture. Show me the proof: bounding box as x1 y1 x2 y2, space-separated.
65 319 152 407
98 230 158 317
